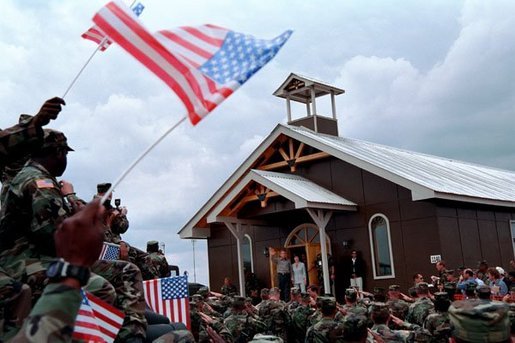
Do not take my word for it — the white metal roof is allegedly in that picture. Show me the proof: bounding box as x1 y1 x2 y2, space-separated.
252 170 357 206
179 124 515 238
287 125 515 204
206 169 357 224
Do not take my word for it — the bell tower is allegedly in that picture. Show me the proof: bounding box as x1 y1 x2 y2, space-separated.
273 73 344 136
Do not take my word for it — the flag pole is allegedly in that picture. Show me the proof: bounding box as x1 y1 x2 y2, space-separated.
100 115 188 204
62 38 108 99
62 0 138 99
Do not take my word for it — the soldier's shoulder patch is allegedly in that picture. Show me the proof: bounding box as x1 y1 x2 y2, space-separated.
35 178 55 189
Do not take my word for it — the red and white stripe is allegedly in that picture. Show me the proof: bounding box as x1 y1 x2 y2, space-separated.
143 278 190 329
93 1 237 125
73 292 124 343
81 25 112 51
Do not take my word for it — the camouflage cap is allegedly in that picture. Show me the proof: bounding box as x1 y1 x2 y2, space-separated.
345 288 357 298
147 240 159 248
41 129 74 152
449 299 510 342
300 292 311 301
415 282 429 293
475 285 491 295
97 183 111 194
388 284 401 291
318 296 336 310
290 287 300 295
231 296 246 308
370 302 390 317
260 288 270 296
191 294 203 302
434 292 449 301
197 287 210 296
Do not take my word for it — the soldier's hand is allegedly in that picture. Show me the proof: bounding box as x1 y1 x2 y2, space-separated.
54 199 104 267
59 180 74 196
206 325 225 343
33 97 66 127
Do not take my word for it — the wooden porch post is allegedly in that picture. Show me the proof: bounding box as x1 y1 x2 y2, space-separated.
307 208 333 294
223 221 246 296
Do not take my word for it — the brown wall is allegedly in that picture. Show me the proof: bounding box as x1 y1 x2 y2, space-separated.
206 156 515 299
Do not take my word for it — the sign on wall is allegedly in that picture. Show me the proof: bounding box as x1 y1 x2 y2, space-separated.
430 255 442 264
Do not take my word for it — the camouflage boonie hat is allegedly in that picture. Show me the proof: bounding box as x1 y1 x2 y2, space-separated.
389 285 401 291
449 299 510 342
41 129 74 151
290 287 300 295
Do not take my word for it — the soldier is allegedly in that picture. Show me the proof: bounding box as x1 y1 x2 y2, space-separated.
96 182 129 244
423 292 451 343
291 292 315 342
338 288 367 319
287 287 301 314
406 282 435 326
341 314 369 343
449 293 510 342
305 296 345 342
255 288 270 312
221 276 238 296
147 240 171 279
224 296 266 343
257 287 290 341
0 130 147 342
387 285 410 322
371 302 428 342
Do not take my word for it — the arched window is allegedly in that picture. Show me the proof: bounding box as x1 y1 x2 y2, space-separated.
242 234 254 273
368 214 395 279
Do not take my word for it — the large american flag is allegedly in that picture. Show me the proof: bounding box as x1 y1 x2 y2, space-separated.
143 275 190 329
82 2 145 51
92 1 292 125
99 242 120 260
73 291 125 342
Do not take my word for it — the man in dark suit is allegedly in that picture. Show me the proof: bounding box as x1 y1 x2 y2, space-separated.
347 250 365 291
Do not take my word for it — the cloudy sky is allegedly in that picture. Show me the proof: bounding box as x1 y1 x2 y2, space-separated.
1 0 514 286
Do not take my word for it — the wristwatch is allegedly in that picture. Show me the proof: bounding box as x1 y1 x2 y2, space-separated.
46 258 90 286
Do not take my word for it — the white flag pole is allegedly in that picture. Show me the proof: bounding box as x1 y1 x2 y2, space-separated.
62 0 138 99
62 38 108 99
100 115 188 204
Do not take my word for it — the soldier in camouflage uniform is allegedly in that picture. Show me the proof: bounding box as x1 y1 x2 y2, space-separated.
337 288 368 320
0 130 147 342
305 296 345 342
291 292 315 343
371 302 430 343
406 283 435 326
224 296 267 343
255 288 269 312
287 287 301 314
423 292 451 343
449 292 510 342
387 285 410 330
221 276 238 296
257 287 290 341
147 240 171 278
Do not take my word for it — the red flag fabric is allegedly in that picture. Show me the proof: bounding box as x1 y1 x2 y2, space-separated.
92 0 291 125
73 291 125 342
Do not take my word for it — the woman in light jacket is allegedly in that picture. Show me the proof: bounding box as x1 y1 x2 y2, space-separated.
292 255 307 293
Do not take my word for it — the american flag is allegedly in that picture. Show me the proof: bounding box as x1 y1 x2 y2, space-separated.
73 291 125 342
99 242 120 260
92 1 292 125
143 275 190 329
82 2 145 51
